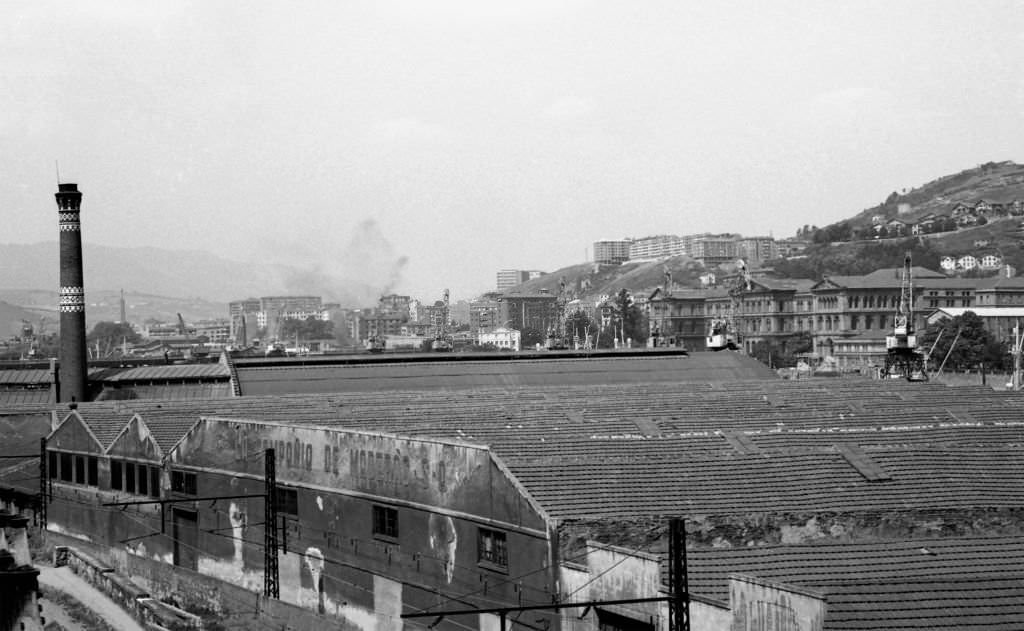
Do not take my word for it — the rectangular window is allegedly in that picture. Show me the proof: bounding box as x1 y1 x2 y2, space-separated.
125 462 136 494
171 470 197 495
372 505 398 539
59 453 73 482
87 457 98 487
48 451 57 482
138 464 148 496
150 467 161 498
478 527 508 569
111 460 123 491
276 487 298 516
74 456 85 484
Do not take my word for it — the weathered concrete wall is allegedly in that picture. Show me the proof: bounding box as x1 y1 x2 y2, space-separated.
586 542 662 619
728 575 824 631
692 598 731 631
46 412 103 454
49 531 363 631
160 419 555 630
106 416 163 462
559 563 594 631
172 419 546 531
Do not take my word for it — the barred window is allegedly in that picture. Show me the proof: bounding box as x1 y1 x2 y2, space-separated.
478 527 508 568
372 505 398 539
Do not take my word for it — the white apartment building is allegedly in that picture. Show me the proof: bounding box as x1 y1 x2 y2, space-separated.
478 327 521 351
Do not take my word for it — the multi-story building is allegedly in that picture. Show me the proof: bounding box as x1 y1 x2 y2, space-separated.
478 327 521 351
259 296 322 315
736 236 778 263
629 235 686 260
470 293 503 332
497 292 559 335
496 270 530 291
378 294 411 316
690 234 739 267
647 287 712 349
192 319 231 344
592 239 633 265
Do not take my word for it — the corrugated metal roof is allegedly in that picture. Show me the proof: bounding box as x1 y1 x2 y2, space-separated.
0 369 51 385
103 364 230 382
0 390 52 405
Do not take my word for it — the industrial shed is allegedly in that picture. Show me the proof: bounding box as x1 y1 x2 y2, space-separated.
24 375 1024 631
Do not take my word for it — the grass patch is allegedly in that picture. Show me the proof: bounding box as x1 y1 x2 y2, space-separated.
41 587 116 631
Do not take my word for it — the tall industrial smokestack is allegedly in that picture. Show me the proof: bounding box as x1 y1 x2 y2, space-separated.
56 183 88 403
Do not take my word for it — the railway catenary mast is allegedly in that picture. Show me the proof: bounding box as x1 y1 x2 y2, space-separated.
884 252 928 381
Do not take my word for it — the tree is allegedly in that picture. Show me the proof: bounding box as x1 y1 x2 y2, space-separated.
279 316 334 342
600 289 647 346
565 310 597 346
920 311 1007 372
87 321 141 356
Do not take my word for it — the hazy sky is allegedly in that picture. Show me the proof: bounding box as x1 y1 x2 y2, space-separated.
3 1 1022 302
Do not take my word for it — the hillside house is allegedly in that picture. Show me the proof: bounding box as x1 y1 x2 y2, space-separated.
885 219 908 237
951 202 973 217
940 256 957 272
957 254 979 270
980 254 1003 269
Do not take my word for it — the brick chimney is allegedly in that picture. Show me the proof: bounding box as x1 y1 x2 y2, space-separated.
56 183 88 403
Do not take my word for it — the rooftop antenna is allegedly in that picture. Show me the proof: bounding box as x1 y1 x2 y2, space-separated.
55 160 61 185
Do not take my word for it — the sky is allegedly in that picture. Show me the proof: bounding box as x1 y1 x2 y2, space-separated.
2 1 1023 303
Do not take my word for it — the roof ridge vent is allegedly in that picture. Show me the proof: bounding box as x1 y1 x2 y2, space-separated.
722 430 765 456
836 443 891 481
632 417 662 437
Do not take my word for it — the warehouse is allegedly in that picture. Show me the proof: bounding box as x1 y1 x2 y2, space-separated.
25 376 1024 630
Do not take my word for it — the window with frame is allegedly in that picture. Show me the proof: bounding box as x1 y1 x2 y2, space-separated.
59 452 72 482
171 470 197 495
372 505 398 539
478 527 508 569
276 487 298 516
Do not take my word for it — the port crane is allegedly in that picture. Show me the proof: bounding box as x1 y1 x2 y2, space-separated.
884 252 928 381
706 260 751 351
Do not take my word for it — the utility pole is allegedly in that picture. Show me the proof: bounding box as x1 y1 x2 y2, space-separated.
264 448 279 599
39 437 48 529
668 518 690 631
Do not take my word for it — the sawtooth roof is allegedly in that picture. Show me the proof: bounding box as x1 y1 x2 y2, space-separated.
49 375 1024 521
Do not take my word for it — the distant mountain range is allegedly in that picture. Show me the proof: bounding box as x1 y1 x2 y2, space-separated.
0 242 389 338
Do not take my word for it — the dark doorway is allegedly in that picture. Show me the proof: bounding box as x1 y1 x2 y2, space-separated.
172 508 198 571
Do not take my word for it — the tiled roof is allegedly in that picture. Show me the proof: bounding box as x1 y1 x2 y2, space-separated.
53 376 1024 521
684 536 1024 628
73 407 134 449
823 578 1024 630
234 352 778 395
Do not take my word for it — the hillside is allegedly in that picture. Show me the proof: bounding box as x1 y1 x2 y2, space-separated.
507 161 1024 298
508 256 717 303
818 160 1024 235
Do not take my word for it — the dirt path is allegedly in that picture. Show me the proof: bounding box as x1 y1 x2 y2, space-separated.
37 566 145 631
